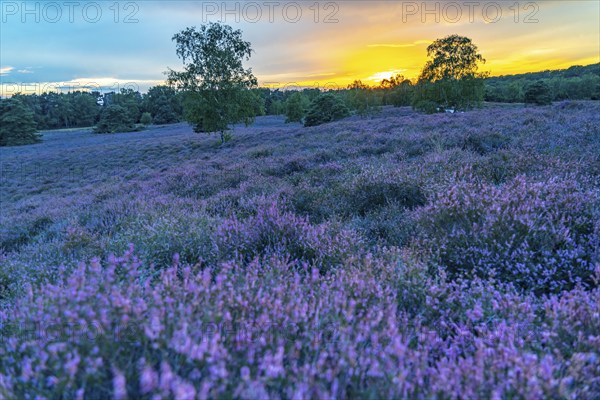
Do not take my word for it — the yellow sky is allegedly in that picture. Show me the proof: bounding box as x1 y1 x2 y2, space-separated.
1 1 598 95
251 1 600 88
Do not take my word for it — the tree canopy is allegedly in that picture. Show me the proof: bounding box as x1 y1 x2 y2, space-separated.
0 97 40 146
415 35 487 111
168 23 260 142
419 35 487 82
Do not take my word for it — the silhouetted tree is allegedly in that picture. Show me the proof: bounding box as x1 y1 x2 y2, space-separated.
414 35 487 111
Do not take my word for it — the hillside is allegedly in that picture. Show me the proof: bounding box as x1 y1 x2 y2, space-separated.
1 102 599 398
486 63 600 102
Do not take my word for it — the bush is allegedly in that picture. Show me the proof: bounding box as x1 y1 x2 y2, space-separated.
412 176 599 294
412 99 439 114
0 98 40 146
525 81 552 105
215 202 361 271
304 94 350 127
462 130 509 155
112 211 214 268
2 246 599 399
140 112 153 125
94 105 137 133
344 167 427 216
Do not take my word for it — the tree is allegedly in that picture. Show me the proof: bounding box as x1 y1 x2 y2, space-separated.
168 23 260 143
415 35 487 111
113 88 142 123
144 85 182 125
71 91 100 127
0 97 41 146
304 93 350 127
524 81 552 105
346 80 379 116
94 105 137 133
140 112 153 125
284 92 309 123
380 75 414 107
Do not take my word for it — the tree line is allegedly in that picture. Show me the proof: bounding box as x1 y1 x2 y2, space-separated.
2 22 599 146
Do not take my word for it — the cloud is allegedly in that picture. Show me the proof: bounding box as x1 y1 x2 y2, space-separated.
0 77 166 97
365 69 408 82
17 68 34 74
0 66 14 75
367 40 431 48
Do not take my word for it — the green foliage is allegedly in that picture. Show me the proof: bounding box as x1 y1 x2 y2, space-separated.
140 112 153 125
0 97 40 146
112 88 143 123
485 63 600 103
345 80 380 116
420 35 486 82
168 23 260 143
415 35 487 111
182 88 261 142
71 92 100 127
94 105 137 133
284 92 309 123
412 99 439 114
9 91 100 130
143 85 181 124
524 80 553 105
304 93 350 127
268 99 284 115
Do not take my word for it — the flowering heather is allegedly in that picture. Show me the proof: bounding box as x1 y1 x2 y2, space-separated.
412 175 599 294
1 102 599 397
1 247 599 398
215 201 361 271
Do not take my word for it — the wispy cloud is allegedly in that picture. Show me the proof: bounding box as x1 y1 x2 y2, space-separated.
367 40 431 48
0 66 14 75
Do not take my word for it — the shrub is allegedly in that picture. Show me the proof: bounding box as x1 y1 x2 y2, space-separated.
2 247 599 399
412 99 439 114
94 105 137 133
462 130 509 155
140 112 153 125
412 176 599 294
0 98 40 146
472 151 520 184
112 211 214 268
304 94 350 127
525 81 552 105
350 203 416 246
344 167 427 216
215 202 361 271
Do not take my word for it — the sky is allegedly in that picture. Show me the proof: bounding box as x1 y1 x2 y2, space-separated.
1 1 599 95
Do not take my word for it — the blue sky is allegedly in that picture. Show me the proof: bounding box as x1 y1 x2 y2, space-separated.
1 1 599 95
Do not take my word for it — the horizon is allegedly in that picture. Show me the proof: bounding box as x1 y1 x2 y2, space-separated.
1 1 599 96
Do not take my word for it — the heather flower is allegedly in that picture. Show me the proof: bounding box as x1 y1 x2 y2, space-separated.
1 103 599 399
112 367 127 400
140 363 159 394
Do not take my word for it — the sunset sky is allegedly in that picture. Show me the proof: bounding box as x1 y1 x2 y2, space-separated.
1 1 599 95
